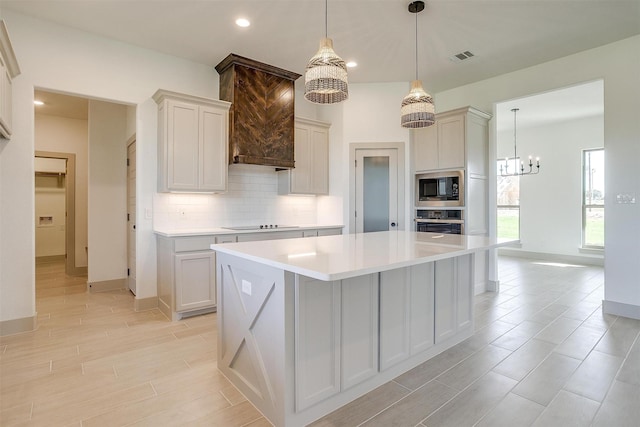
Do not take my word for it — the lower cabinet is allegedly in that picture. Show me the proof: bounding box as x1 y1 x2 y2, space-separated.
295 255 474 412
295 273 378 411
157 234 221 321
434 254 473 344
174 251 215 312
379 263 434 371
158 227 343 321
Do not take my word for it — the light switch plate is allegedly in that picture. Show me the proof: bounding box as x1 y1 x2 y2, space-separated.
616 193 637 204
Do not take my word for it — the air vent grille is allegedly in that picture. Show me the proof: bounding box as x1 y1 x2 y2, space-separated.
449 51 475 62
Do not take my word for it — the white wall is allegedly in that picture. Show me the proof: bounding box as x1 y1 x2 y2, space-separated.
34 113 88 266
498 115 603 258
0 10 218 323
320 82 412 233
87 100 128 283
435 35 640 317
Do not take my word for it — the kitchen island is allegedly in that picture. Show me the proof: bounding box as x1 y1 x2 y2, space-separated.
212 231 515 427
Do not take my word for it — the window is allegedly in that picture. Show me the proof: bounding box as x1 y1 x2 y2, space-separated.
497 158 520 239
582 149 604 248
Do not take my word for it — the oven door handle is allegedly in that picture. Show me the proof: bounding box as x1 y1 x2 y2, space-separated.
415 219 464 224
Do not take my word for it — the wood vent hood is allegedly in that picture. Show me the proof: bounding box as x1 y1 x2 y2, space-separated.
215 54 301 169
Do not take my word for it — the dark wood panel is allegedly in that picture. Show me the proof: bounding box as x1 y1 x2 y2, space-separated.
216 54 300 168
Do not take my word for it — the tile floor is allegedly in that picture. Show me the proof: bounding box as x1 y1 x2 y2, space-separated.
0 256 638 426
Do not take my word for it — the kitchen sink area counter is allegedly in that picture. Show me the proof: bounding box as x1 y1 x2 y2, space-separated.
212 231 516 426
154 224 344 238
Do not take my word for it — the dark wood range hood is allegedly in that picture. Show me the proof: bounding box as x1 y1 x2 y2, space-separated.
215 54 301 168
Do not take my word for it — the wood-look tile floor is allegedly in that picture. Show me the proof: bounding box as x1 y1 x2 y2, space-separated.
1 257 638 426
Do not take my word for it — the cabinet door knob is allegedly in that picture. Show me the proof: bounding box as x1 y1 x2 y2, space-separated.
391 222 397 227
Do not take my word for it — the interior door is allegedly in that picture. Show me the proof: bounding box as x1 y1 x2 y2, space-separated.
127 139 137 294
355 148 399 233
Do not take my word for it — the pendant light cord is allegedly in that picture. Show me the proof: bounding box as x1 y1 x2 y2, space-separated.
415 9 418 80
513 108 518 159
325 0 328 38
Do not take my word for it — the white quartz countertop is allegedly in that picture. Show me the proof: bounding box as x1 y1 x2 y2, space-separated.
211 231 518 281
154 224 344 237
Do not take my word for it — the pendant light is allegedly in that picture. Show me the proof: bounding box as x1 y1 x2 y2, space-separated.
304 0 349 104
401 1 435 128
499 108 541 176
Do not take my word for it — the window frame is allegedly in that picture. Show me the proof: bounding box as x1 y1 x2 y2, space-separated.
582 148 605 249
497 158 521 240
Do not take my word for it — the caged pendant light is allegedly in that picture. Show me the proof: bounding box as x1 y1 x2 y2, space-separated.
499 108 540 176
304 0 349 104
401 1 435 128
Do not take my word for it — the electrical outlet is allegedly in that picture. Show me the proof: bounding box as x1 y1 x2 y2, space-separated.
242 280 252 296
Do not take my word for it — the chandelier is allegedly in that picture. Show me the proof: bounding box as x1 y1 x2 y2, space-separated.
499 108 540 176
304 0 348 104
401 1 435 128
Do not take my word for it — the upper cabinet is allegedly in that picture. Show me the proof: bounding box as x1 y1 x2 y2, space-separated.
278 118 330 195
414 107 490 174
0 21 21 140
215 54 301 168
153 90 231 193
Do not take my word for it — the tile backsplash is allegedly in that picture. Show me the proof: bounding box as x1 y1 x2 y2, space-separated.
153 164 317 230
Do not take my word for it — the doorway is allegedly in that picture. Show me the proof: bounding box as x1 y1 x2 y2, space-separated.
34 151 80 276
350 143 405 234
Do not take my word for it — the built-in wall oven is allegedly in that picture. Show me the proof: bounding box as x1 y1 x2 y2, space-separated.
415 209 464 234
415 170 464 207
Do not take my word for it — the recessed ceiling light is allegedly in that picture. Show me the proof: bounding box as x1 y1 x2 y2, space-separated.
346 61 357 68
235 18 250 27
34 100 44 106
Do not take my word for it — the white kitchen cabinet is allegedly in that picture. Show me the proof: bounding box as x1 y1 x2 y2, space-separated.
237 229 304 242
434 254 473 344
294 272 378 411
157 234 219 321
341 274 379 390
295 276 341 411
278 118 330 195
174 251 215 312
153 89 230 193
413 107 490 293
414 107 489 173
317 228 342 236
414 111 465 172
0 21 20 140
379 263 434 371
157 227 341 320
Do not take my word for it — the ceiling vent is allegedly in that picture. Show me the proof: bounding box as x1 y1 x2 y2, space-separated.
449 51 475 62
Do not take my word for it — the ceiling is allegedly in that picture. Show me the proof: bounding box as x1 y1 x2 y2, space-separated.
16 1 632 125
4 0 639 93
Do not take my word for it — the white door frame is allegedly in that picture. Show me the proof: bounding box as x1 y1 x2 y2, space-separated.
126 135 137 295
349 142 405 234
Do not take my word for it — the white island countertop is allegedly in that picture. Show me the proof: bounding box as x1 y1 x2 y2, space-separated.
211 231 517 281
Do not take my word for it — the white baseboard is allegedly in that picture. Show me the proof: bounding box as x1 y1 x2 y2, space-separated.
487 280 500 292
88 278 126 292
0 315 37 336
134 296 158 312
498 248 604 266
603 299 640 320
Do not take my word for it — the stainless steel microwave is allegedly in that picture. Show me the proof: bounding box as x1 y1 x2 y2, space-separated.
415 170 464 207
